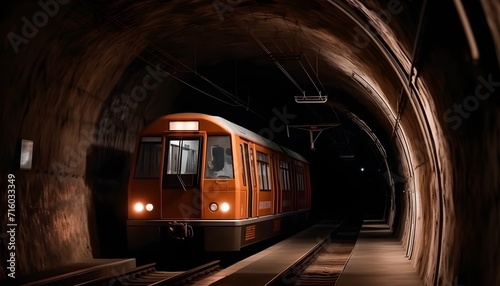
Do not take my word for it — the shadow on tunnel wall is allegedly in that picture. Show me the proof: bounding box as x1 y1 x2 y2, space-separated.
85 145 131 259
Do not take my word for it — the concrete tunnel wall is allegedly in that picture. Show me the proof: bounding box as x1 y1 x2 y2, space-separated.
0 1 499 285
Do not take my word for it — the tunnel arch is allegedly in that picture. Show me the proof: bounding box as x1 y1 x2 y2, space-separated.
1 1 499 285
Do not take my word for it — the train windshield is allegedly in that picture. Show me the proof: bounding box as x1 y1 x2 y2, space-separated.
205 135 233 179
134 136 162 178
166 139 201 175
163 138 202 189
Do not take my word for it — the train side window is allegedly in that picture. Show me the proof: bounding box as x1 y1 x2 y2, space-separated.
279 160 291 191
240 144 246 186
206 136 234 179
134 136 162 178
296 165 305 191
257 152 271 191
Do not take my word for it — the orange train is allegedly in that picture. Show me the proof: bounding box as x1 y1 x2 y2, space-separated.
127 113 311 252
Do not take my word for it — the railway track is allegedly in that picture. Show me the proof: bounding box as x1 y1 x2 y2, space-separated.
192 220 355 286
291 220 361 285
76 260 220 286
20 221 358 286
267 231 332 285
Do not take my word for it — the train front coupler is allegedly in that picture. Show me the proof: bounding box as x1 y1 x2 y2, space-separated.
167 221 194 240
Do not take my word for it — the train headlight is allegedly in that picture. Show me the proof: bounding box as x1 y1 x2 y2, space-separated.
146 203 154 212
134 202 144 212
209 202 218 212
220 202 230 213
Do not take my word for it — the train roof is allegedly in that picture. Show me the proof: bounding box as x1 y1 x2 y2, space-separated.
165 113 309 163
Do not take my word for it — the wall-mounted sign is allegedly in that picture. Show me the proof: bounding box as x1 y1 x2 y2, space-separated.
20 139 33 170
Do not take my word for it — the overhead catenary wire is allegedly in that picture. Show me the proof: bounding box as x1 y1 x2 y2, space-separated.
248 16 343 147
271 20 335 126
166 72 243 107
249 30 305 94
277 29 326 96
229 10 330 118
61 8 248 112
304 51 327 93
298 61 320 94
75 1 265 117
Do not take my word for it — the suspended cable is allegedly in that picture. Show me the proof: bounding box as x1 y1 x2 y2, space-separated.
277 30 326 96
166 73 238 106
249 30 304 94
79 1 257 112
65 3 271 120
298 61 320 93
304 52 327 93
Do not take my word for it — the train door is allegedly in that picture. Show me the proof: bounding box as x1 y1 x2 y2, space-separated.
290 162 297 211
243 142 255 218
273 156 281 214
280 159 293 213
161 136 203 219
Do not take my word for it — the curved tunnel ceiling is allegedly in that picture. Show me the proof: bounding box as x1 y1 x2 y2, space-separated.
1 1 500 285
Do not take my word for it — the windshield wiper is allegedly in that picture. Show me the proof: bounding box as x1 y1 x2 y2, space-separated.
176 141 187 192
177 173 187 192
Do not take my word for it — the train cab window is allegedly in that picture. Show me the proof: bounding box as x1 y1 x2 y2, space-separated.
279 160 291 191
166 139 200 174
163 138 201 188
134 136 163 178
257 152 271 191
206 136 234 179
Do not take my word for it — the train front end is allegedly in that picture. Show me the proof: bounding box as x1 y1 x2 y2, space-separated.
127 114 243 255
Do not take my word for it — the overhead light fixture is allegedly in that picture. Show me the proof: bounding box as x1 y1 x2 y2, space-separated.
294 91 328 104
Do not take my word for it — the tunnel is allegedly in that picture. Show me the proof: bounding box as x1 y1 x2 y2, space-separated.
1 1 499 285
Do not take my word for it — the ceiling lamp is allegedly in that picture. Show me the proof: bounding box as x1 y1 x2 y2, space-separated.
294 91 328 104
